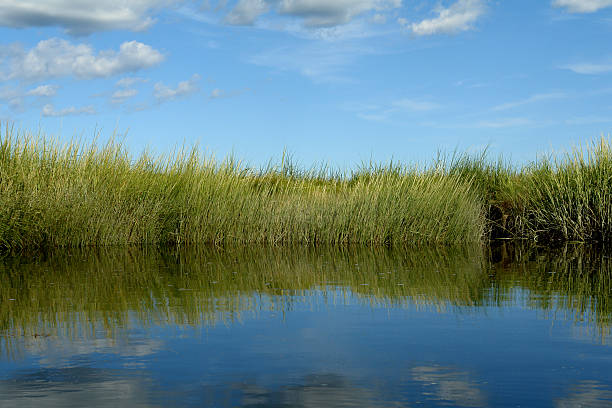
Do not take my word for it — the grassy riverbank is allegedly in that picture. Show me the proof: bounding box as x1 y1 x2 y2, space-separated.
1 124 612 250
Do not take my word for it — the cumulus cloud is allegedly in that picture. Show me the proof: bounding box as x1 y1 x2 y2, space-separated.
407 0 485 36
225 0 269 25
26 84 59 97
42 103 96 117
0 0 175 35
278 0 401 27
224 0 401 26
552 0 612 13
2 38 164 81
0 84 59 111
154 74 201 102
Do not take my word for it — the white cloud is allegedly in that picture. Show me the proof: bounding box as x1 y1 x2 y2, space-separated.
0 86 23 109
563 62 612 74
3 38 164 81
0 84 59 110
223 0 400 27
371 13 387 24
225 0 269 25
116 76 148 87
408 0 485 36
552 0 612 13
210 88 224 98
491 92 566 111
26 84 59 97
285 18 392 41
278 0 401 27
154 74 201 102
42 103 95 117
0 0 175 35
111 88 138 104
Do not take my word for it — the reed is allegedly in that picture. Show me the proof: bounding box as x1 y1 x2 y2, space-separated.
520 138 612 242
429 136 612 243
2 123 612 249
0 125 484 250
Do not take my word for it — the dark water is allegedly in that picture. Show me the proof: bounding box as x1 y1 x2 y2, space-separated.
0 245 611 407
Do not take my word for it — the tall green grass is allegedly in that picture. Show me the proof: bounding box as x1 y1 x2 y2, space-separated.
521 139 612 242
0 125 484 250
444 137 612 242
2 124 612 249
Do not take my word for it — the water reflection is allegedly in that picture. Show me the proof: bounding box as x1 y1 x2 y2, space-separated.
1 244 611 352
237 374 381 408
0 245 488 347
1 244 612 407
489 244 612 339
0 367 156 408
555 381 612 408
20 336 163 368
412 366 487 407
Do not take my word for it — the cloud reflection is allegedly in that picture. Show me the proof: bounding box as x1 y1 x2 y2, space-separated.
236 373 383 407
555 381 612 408
0 367 157 408
412 365 487 407
20 335 163 368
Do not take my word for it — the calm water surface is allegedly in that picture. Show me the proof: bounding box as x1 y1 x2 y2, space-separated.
0 245 611 407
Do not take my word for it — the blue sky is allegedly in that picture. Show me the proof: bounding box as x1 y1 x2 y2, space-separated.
1 0 612 168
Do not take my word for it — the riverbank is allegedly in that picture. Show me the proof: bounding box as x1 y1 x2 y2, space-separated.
1 124 611 250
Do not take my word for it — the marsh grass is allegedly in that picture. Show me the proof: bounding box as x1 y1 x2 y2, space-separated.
433 137 612 243
520 139 612 242
2 124 612 249
0 125 484 250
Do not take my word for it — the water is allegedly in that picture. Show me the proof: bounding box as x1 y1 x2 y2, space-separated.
0 245 611 407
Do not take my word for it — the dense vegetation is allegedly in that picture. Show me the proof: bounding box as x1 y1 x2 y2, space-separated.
1 124 612 250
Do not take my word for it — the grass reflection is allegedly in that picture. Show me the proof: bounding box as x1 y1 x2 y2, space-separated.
490 243 612 340
1 244 611 356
